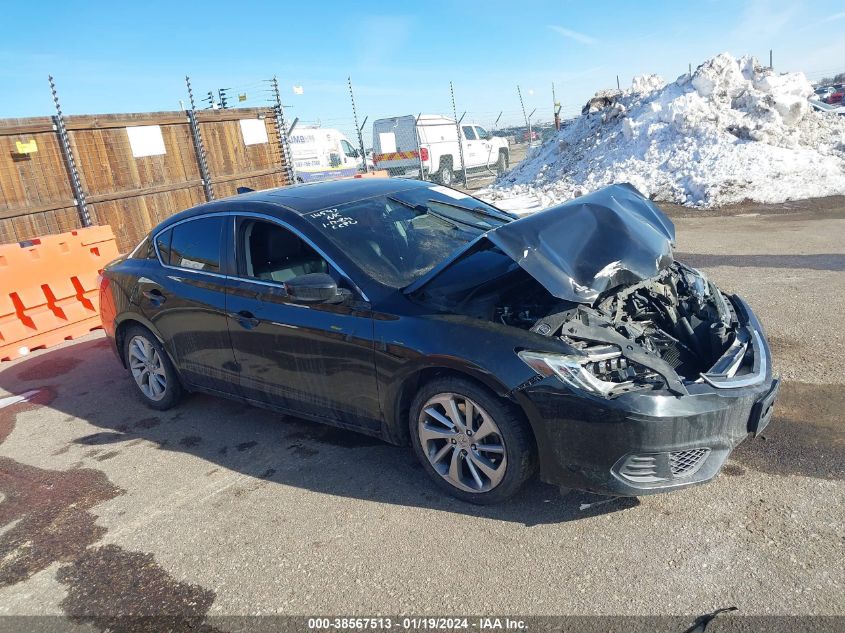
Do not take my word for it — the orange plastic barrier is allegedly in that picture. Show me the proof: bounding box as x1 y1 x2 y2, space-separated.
0 226 120 362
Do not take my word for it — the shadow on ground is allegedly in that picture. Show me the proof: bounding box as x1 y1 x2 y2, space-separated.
0 337 639 528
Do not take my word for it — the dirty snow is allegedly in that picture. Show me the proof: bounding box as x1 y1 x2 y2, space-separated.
482 53 845 211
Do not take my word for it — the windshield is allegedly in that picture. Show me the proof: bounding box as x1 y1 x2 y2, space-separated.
304 185 510 288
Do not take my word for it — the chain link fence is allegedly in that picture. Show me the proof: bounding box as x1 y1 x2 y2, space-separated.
280 77 581 192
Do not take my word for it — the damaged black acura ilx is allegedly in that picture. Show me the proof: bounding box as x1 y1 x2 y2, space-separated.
101 178 779 504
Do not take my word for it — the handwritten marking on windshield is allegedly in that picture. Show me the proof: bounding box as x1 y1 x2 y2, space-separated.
310 208 358 230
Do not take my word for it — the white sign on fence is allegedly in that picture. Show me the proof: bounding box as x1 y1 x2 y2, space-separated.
240 119 269 146
126 125 166 158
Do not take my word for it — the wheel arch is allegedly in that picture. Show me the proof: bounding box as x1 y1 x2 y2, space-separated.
383 361 535 451
114 314 174 370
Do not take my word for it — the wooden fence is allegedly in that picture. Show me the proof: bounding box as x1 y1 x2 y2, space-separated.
0 107 290 252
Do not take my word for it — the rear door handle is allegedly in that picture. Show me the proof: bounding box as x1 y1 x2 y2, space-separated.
142 289 166 306
230 310 260 329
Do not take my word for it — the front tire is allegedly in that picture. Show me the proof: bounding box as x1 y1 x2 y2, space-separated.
124 325 182 410
409 377 536 504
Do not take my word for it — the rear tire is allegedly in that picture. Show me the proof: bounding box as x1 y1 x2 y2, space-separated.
436 159 454 186
496 150 509 176
409 377 536 504
123 325 182 411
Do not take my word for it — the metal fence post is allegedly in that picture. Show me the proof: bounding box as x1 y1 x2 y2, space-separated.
348 77 368 174
414 113 425 180
271 76 296 185
49 75 91 227
185 76 215 201
450 82 467 186
517 85 529 139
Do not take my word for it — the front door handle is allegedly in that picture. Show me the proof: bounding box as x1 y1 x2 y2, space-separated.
142 289 166 306
230 310 260 329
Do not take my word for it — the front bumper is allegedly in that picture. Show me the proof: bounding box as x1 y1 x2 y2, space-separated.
514 296 779 496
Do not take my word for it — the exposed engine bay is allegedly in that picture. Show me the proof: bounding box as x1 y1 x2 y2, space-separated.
408 185 751 397
527 263 738 381
435 261 738 389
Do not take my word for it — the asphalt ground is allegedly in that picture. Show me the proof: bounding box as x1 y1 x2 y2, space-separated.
0 195 843 631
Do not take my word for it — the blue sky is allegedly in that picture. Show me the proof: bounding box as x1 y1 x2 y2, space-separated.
3 0 844 142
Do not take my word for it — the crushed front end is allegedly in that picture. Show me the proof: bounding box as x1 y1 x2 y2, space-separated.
514 264 779 495
410 183 779 495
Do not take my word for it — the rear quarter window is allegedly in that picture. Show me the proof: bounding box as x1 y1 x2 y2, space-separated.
155 229 172 265
128 236 155 260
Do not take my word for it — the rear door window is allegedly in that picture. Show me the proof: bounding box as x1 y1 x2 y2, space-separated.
166 217 224 272
462 126 477 140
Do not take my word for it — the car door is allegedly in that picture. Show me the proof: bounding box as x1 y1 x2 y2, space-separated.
461 125 481 168
140 215 239 394
340 138 361 172
474 126 495 167
224 213 381 432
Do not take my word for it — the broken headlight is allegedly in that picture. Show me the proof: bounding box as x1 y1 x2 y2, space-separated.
517 347 661 398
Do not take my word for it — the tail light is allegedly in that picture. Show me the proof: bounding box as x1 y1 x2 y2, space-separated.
419 147 429 162
97 272 109 292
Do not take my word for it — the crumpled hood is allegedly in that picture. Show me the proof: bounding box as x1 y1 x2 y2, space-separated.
485 183 675 303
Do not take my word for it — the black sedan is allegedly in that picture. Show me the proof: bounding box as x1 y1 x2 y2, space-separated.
99 178 779 504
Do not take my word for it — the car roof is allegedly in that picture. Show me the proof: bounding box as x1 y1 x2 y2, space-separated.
155 178 432 230
247 178 429 213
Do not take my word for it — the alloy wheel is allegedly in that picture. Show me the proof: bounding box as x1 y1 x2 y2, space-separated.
417 393 507 493
128 335 167 401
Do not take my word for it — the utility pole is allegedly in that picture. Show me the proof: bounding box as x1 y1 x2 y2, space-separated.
552 81 561 131
769 49 773 70
528 108 536 146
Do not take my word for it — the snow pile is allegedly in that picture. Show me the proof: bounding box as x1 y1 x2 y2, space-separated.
483 53 845 210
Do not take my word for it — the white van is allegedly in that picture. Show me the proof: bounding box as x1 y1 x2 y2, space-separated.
372 114 509 185
288 127 363 183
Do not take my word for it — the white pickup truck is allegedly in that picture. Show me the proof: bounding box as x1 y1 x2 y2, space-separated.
372 114 509 185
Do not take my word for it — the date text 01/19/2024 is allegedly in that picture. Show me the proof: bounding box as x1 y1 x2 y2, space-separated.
306 617 527 630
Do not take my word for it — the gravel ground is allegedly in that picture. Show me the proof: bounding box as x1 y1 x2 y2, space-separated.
0 197 843 629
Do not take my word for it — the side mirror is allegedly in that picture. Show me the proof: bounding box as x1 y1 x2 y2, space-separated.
284 273 348 304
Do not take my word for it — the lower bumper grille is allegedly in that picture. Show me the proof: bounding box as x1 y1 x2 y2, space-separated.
670 448 710 477
616 448 710 484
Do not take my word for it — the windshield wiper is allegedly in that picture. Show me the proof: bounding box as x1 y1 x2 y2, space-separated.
427 199 513 223
387 196 486 231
